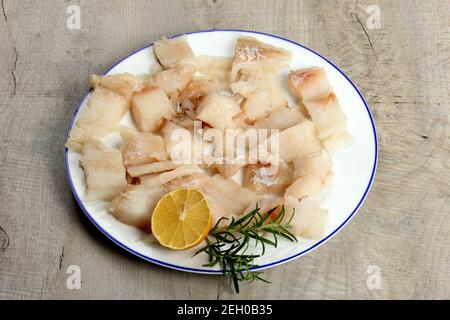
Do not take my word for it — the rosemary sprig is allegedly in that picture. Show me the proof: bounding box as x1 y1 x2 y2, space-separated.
194 205 297 293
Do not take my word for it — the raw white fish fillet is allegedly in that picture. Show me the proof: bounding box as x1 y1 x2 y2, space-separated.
196 92 241 130
90 73 145 101
127 161 179 177
273 119 323 163
204 126 247 158
172 115 196 130
303 92 348 144
253 106 305 130
231 68 288 123
80 140 127 202
109 180 164 230
287 67 331 101
148 63 163 77
286 147 333 202
121 132 168 167
241 89 283 123
283 198 328 239
205 128 247 177
322 131 353 152
115 125 139 142
230 36 291 123
138 165 203 187
66 87 129 152
285 174 327 202
196 55 232 90
243 161 292 195
292 149 333 181
229 113 250 130
231 36 291 70
180 77 217 102
288 68 351 151
161 120 194 163
154 63 197 96
213 164 243 178
161 173 211 193
139 173 162 185
200 174 256 224
153 36 195 69
131 86 173 132
169 92 197 130
158 165 204 185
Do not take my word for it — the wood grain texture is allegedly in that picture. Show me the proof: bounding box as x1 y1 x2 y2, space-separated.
0 0 449 299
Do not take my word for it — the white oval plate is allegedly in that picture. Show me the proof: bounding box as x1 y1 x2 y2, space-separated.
65 29 377 274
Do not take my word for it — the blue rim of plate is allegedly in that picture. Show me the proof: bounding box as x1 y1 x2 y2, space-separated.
64 28 378 274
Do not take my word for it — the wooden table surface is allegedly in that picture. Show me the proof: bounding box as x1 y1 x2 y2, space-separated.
0 0 449 300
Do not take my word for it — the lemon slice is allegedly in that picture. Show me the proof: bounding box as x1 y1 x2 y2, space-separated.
151 188 212 250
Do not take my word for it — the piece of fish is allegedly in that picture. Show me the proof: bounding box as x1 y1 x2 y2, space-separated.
158 165 204 185
153 36 195 69
283 198 328 240
285 149 333 202
196 92 242 130
303 92 348 145
292 149 333 181
231 68 288 123
127 161 179 177
196 55 233 90
66 87 129 152
253 106 305 130
109 179 164 230
212 164 243 178
241 90 278 124
200 174 256 224
204 128 247 177
161 172 211 193
285 174 327 202
287 67 331 101
231 36 291 69
322 131 353 152
80 140 127 202
273 119 323 163
288 68 350 151
161 120 195 164
138 173 162 185
131 86 173 132
90 73 145 101
154 63 197 96
243 161 292 195
115 125 139 142
204 126 247 156
230 36 291 123
138 165 203 187
121 132 167 167
179 77 217 103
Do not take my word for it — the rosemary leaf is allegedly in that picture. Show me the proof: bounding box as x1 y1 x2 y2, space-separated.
193 205 298 293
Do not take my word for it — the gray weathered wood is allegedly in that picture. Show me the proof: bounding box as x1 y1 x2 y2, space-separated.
0 0 449 299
